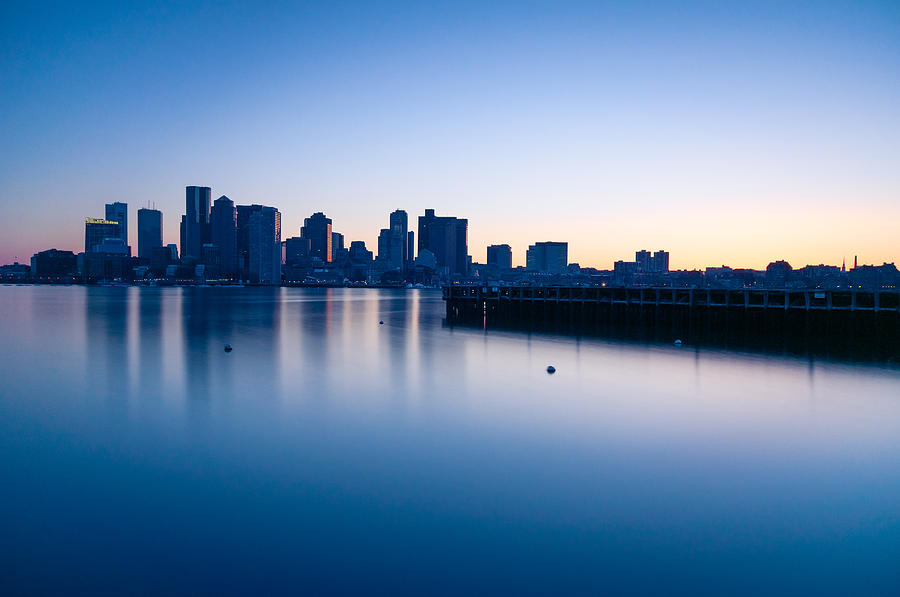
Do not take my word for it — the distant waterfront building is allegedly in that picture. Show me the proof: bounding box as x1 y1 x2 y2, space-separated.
377 210 408 273
653 250 669 273
84 218 120 253
30 249 77 279
332 232 344 255
300 212 333 263
248 206 281 284
417 209 468 276
390 210 410 270
181 186 211 260
137 208 162 259
284 236 311 266
210 195 237 277
526 242 568 273
201 243 221 280
104 202 128 245
765 260 793 287
348 240 374 282
635 250 652 273
487 244 513 270
236 204 264 279
614 260 638 285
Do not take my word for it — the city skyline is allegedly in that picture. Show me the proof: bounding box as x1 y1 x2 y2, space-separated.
4 191 897 274
1 2 899 269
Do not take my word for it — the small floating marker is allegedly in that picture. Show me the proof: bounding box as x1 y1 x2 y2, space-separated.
379 320 384 325
224 344 233 352
674 339 683 346
546 366 556 374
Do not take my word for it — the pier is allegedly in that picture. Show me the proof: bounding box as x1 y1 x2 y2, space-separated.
443 285 900 361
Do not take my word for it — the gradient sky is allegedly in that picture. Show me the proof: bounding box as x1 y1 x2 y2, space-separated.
1 1 898 269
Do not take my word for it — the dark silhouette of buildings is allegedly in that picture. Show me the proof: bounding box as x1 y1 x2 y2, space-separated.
284 236 311 266
347 241 374 282
181 186 211 260
150 245 177 276
487 244 512 270
418 209 468 276
137 208 162 259
210 196 237 278
301 212 333 263
526 242 568 273
766 260 793 287
30 249 77 279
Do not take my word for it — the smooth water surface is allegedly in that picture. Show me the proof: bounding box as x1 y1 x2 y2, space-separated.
1 286 899 594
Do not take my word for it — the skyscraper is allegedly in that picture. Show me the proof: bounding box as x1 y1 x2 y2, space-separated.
181 186 211 260
300 212 332 263
487 244 513 269
104 202 128 246
236 204 264 279
526 242 568 273
210 195 237 278
417 209 468 276
332 232 344 255
390 210 409 269
248 206 281 284
137 208 162 259
84 218 120 253
377 209 410 273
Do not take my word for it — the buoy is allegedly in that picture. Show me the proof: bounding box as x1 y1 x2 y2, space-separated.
674 339 682 346
546 366 556 374
224 344 233 352
379 320 384 325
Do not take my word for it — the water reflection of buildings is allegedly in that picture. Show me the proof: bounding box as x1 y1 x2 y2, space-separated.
85 287 131 401
137 288 163 401
180 287 282 409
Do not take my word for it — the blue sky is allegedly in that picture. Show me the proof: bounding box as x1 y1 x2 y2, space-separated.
1 1 898 267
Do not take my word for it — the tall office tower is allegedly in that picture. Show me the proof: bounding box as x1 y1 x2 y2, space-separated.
407 231 415 268
248 206 281 284
105 202 128 244
210 195 237 278
300 212 333 262
377 227 405 271
635 250 652 273
181 186 211 260
332 232 344 254
652 250 669 273
376 210 410 273
417 209 469 276
84 218 121 253
137 208 163 259
487 244 513 269
389 210 409 268
526 242 568 273
236 204 264 278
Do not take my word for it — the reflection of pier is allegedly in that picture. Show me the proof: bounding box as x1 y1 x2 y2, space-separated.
444 286 900 361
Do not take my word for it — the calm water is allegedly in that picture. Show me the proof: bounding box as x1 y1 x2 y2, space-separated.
1 286 899 595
